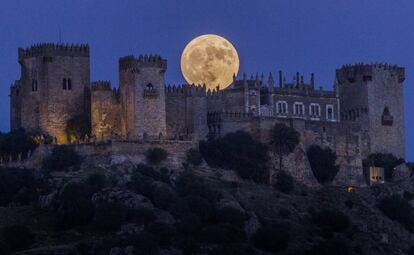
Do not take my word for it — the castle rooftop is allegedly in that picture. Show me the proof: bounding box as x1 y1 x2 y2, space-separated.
18 43 89 60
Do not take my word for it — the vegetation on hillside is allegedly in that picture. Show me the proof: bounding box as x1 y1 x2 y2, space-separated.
307 145 340 184
364 153 405 181
0 129 37 160
66 113 91 143
269 123 300 171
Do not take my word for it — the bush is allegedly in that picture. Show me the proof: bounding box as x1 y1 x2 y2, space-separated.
0 129 38 161
305 239 351 255
253 225 290 253
185 195 214 222
132 231 160 255
203 223 246 244
199 131 270 183
313 209 350 235
186 148 203 166
208 244 255 255
404 191 414 200
307 145 339 184
43 145 81 172
151 186 177 210
364 153 404 181
84 172 107 194
0 168 37 206
274 170 294 193
66 114 91 142
175 171 220 202
56 182 95 229
128 207 156 226
216 206 248 226
145 148 168 165
93 203 127 231
345 200 354 209
2 225 34 252
147 222 176 248
0 240 11 255
378 195 414 232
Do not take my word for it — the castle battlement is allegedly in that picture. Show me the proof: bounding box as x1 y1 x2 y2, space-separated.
18 43 89 60
336 63 405 83
166 84 206 97
119 54 167 71
91 81 112 91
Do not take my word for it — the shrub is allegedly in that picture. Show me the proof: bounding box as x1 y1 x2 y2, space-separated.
151 186 178 210
186 148 203 166
312 209 350 235
127 171 154 198
147 222 176 248
208 244 255 255
404 191 414 200
203 223 246 244
0 168 37 206
84 172 107 194
345 200 354 209
43 145 81 172
128 207 156 226
364 153 404 181
66 114 91 142
216 206 248 226
199 131 270 183
378 195 414 232
93 203 127 231
185 195 214 222
274 170 294 193
2 225 34 252
253 225 290 253
145 148 168 165
0 129 37 161
0 240 11 255
56 182 95 229
305 239 351 255
132 231 160 255
175 171 220 202
307 145 339 184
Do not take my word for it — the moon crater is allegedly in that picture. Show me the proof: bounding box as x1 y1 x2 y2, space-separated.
181 34 240 90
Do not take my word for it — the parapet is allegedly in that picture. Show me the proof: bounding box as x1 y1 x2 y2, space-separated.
18 43 89 61
119 54 167 71
91 81 112 91
336 63 405 84
165 84 206 97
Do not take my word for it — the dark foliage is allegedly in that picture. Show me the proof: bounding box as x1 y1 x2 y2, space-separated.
304 239 351 255
2 224 34 252
203 223 246 243
145 148 168 165
66 114 91 142
364 153 405 181
216 206 248 226
128 207 157 226
199 131 270 183
185 195 214 222
208 244 255 255
307 145 339 184
56 182 95 229
0 168 37 206
93 203 127 231
175 171 220 202
269 123 300 171
147 222 176 248
274 170 294 193
132 231 160 255
0 129 37 160
378 195 414 232
403 191 414 200
313 209 350 235
0 240 11 255
254 225 290 253
186 148 203 166
43 145 82 172
151 185 178 210
345 199 354 209
84 172 107 194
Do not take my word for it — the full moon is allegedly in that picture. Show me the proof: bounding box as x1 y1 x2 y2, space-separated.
181 34 239 90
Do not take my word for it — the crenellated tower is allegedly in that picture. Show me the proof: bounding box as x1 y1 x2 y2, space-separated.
336 63 405 158
11 43 90 143
119 54 167 140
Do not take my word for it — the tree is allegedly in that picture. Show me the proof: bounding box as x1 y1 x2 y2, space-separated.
274 170 294 193
2 224 34 252
364 153 405 181
145 148 168 165
0 129 37 160
269 123 300 172
66 114 91 143
307 145 339 184
186 148 203 166
43 145 82 172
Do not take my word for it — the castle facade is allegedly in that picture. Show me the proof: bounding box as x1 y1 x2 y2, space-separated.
10 43 406 185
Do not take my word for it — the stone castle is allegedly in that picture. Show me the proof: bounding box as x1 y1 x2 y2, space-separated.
9 43 406 186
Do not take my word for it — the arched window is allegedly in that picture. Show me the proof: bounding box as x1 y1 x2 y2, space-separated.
63 78 67 90
35 80 38 91
68 79 72 90
31 80 38 92
146 83 154 90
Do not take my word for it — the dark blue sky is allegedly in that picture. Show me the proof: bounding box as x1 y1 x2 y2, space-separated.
0 0 412 160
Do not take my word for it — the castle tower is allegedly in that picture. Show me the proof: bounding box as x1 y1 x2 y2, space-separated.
336 64 405 158
11 43 90 143
119 54 167 140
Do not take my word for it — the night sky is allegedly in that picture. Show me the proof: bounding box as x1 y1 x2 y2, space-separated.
0 0 412 160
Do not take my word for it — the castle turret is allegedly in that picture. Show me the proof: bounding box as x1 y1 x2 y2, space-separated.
336 63 405 158
12 43 90 143
119 54 167 140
